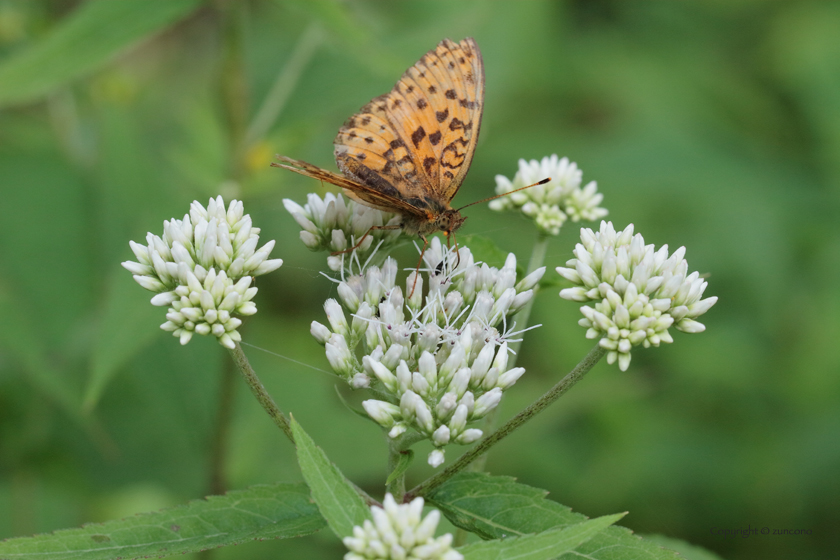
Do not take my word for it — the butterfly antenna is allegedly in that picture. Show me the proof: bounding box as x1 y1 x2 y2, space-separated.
456 178 551 212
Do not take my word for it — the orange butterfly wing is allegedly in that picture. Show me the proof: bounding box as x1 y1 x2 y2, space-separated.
333 38 484 210
273 156 425 216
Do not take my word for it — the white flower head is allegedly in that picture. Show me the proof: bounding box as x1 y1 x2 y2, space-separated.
490 154 607 235
557 221 717 371
122 196 282 348
314 238 543 466
284 192 406 277
343 494 462 560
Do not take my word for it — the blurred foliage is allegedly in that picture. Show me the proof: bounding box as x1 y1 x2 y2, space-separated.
0 1 838 560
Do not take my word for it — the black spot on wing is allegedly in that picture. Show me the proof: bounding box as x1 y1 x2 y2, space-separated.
429 131 442 146
411 127 426 147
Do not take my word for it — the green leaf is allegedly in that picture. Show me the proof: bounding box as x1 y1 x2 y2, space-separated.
459 514 624 560
640 534 727 560
385 450 415 486
0 482 326 560
427 473 681 559
0 0 202 107
291 416 371 538
460 234 510 269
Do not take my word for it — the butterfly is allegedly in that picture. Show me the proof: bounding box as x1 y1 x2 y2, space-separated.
274 37 546 288
275 37 483 247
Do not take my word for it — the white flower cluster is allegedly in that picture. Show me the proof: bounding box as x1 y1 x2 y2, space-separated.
490 154 607 235
311 238 544 467
557 221 717 371
122 196 282 349
344 494 462 560
284 192 405 275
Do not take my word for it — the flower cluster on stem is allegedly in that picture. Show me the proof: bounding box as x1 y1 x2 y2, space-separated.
344 494 461 560
311 238 544 467
284 192 405 276
490 154 607 236
557 221 717 370
122 196 282 348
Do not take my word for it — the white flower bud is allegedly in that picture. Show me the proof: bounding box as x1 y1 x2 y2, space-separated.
350 373 371 389
497 367 525 389
396 360 412 393
432 425 451 446
473 387 502 418
469 342 495 384
435 392 458 420
363 400 401 428
300 230 320 249
447 367 471 398
337 282 360 312
351 302 373 339
448 404 468 434
369 359 398 392
455 429 483 445
325 333 354 377
438 342 465 384
418 351 438 386
330 228 348 252
428 449 445 468
324 298 349 336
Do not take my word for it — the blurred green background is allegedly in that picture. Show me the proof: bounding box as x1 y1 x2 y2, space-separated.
1 1 838 559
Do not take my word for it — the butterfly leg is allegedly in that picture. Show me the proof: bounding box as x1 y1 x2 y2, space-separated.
451 232 461 269
409 235 429 299
330 224 402 256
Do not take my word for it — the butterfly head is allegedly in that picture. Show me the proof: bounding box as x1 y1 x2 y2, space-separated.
435 209 466 237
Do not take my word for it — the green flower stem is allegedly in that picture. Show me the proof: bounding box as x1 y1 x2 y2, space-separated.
228 342 294 443
396 431 428 450
406 343 606 499
470 232 549 474
386 439 406 502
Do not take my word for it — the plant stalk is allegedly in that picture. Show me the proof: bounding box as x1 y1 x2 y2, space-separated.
228 342 294 443
406 343 606 499
386 439 406 502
